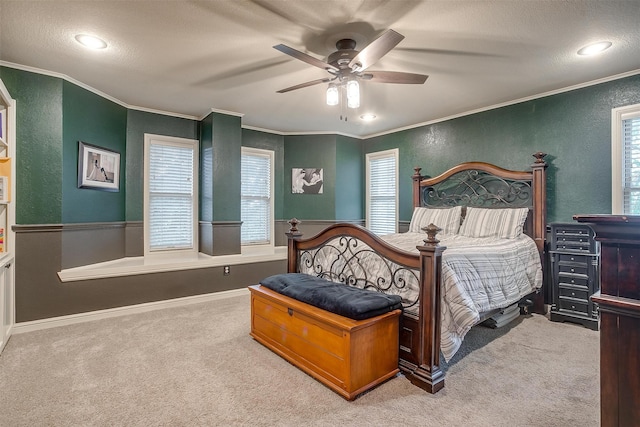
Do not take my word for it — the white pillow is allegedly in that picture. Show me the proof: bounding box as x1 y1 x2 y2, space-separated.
459 207 529 239
408 206 463 235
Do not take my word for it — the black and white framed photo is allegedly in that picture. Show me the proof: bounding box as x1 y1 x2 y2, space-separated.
77 141 120 192
292 168 323 194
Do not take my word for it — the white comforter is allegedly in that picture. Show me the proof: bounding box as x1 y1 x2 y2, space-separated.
381 232 542 361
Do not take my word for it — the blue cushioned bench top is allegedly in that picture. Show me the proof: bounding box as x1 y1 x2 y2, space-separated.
259 273 403 321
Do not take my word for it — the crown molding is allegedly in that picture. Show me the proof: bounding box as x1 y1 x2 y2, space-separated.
3 60 639 139
362 68 640 139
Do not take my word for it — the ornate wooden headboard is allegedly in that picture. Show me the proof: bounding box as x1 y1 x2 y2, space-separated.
412 152 548 256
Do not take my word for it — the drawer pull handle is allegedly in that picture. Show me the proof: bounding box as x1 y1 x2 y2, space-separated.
288 308 293 316
571 279 575 283
570 257 574 261
571 268 575 272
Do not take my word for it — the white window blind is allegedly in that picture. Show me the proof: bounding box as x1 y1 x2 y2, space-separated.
612 104 640 214
144 135 198 255
367 149 398 235
241 148 273 245
623 114 640 214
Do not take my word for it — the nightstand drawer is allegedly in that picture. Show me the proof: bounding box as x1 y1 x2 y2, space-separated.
554 226 590 237
550 224 597 253
557 272 589 288
556 273 589 289
558 298 589 314
558 286 589 302
556 253 589 266
558 263 588 276
554 241 591 252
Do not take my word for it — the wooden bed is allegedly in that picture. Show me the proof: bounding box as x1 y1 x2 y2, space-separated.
284 152 548 394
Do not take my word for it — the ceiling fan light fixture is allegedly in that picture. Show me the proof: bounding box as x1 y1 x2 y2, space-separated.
577 41 612 56
75 34 107 50
326 84 339 106
346 80 360 109
273 29 427 116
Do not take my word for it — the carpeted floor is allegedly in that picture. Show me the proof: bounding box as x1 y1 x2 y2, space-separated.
0 293 599 426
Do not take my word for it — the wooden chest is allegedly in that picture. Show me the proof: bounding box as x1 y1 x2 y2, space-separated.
249 284 400 400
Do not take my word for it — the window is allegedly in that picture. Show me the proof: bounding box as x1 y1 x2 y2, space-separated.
366 149 398 235
241 147 274 246
144 134 199 259
612 104 640 214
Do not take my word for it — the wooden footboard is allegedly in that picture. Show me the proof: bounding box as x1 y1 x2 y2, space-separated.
285 219 446 393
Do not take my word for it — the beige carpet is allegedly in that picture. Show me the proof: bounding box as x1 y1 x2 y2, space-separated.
0 293 599 426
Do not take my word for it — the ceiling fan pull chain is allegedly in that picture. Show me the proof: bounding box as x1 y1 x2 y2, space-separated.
340 86 345 121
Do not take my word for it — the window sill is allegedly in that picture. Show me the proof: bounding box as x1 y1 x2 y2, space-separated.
57 246 287 282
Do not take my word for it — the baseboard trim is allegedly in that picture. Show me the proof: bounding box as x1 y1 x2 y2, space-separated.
13 288 249 334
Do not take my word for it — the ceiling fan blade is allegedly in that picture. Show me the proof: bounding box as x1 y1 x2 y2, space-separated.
363 71 428 84
273 44 339 72
349 29 405 71
396 47 505 58
277 78 332 93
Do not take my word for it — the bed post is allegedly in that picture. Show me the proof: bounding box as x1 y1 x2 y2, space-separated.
531 152 548 314
412 167 424 207
285 218 303 273
530 152 547 256
404 224 446 394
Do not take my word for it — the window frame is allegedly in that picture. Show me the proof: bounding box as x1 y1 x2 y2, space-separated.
241 146 275 248
611 103 640 214
365 148 399 235
143 133 199 260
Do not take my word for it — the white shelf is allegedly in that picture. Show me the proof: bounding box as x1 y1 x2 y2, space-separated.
0 78 13 356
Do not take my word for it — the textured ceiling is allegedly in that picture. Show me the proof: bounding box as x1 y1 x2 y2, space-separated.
1 0 639 137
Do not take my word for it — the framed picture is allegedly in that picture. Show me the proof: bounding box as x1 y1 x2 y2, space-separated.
77 141 120 192
292 168 323 194
0 176 7 203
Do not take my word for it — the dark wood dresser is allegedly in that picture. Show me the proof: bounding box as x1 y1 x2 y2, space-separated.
549 223 600 330
574 215 640 427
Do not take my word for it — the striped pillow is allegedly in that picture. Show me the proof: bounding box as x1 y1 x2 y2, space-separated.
459 207 529 239
408 206 463 235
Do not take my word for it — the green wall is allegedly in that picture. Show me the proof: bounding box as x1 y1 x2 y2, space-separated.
241 129 285 220
335 135 363 221
0 67 63 224
282 134 364 222
126 110 198 221
200 112 242 222
62 81 127 223
4 64 640 322
284 134 337 220
365 74 640 223
4 65 640 229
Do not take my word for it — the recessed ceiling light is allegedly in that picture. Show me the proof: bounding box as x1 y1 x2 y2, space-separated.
75 34 107 50
577 41 612 56
360 113 377 121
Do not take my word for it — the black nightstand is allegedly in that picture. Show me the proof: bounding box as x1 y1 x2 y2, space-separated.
548 222 600 330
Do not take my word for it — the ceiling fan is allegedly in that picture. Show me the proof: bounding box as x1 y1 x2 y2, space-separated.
273 29 428 98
